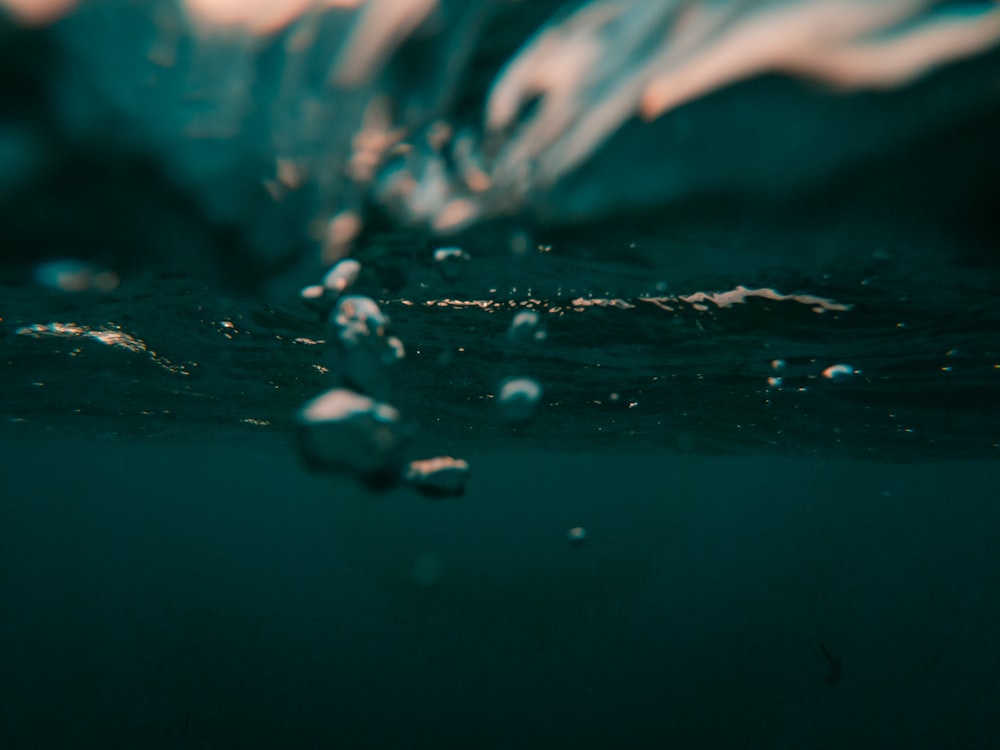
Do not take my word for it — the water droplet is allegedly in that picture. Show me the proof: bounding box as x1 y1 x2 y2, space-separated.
295 388 408 483
770 359 787 373
432 246 470 280
567 527 587 547
405 456 470 498
497 376 542 423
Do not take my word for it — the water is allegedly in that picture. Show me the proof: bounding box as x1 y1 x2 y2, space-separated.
5 243 998 460
2 2 1000 748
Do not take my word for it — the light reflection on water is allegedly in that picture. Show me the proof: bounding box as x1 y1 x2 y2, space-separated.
413 286 852 315
14 321 193 375
3 268 998 462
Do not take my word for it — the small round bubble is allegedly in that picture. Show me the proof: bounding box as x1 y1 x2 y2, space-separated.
498 376 542 422
433 246 470 280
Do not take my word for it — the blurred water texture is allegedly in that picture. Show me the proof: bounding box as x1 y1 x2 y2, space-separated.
2 4 1000 747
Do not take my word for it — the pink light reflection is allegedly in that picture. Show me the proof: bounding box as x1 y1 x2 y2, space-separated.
182 0 362 35
0 0 77 26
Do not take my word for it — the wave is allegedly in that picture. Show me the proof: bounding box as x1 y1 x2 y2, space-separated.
2 0 998 279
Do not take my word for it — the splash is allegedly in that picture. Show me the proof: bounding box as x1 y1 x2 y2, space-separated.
3 0 998 266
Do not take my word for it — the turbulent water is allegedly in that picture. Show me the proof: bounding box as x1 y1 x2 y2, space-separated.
4 227 999 462
3 3 1000 749
2 1 998 471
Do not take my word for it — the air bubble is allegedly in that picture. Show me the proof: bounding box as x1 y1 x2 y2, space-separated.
509 229 531 256
332 295 387 344
301 259 362 311
404 456 471 498
507 310 547 343
323 258 361 294
497 376 542 423
300 284 325 303
34 259 119 293
433 246 470 280
329 295 399 399
822 364 857 380
295 388 409 483
566 527 587 547
386 335 406 363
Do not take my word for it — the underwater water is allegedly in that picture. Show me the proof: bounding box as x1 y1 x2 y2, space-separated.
3 1 1000 748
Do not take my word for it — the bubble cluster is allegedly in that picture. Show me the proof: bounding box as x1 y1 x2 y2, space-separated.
296 258 471 494
507 310 547 343
329 295 402 401
300 258 362 310
332 295 387 345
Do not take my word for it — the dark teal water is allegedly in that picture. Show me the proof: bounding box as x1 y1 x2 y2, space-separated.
3 2 1000 748
3 236 999 459
3 235 1000 748
2 437 1000 748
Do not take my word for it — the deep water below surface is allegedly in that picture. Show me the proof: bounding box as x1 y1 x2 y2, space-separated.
1 435 999 748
